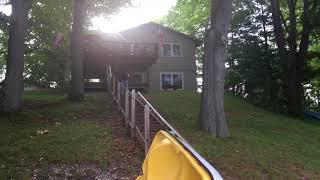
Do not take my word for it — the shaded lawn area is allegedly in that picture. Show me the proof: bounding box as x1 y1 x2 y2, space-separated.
0 90 113 179
147 91 320 179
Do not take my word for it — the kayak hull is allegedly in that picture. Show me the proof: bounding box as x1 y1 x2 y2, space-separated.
137 130 212 180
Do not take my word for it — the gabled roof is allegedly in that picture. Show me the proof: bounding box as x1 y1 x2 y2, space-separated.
148 22 202 46
84 22 202 47
121 22 202 47
84 30 127 41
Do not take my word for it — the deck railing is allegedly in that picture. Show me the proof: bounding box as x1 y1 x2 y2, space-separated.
107 66 184 153
107 66 169 153
106 66 223 180
84 38 158 59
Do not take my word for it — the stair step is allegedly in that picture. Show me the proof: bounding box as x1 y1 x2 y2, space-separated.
136 124 164 132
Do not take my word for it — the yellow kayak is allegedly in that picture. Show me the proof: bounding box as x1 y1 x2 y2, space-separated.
137 130 223 180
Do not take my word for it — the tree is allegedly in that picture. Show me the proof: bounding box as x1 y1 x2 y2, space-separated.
68 0 86 101
68 0 131 101
0 0 131 111
225 0 283 111
0 0 32 112
270 0 317 116
200 0 233 137
24 0 129 89
161 0 210 89
25 0 73 88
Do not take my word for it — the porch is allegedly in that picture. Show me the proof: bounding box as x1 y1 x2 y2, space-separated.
82 32 158 90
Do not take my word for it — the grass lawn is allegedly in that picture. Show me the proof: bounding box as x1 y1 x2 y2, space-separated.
147 91 320 179
0 90 114 179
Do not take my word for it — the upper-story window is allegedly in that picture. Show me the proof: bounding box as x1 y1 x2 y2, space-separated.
162 43 182 57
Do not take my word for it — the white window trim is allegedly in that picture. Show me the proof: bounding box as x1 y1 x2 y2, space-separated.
160 72 184 90
161 43 183 57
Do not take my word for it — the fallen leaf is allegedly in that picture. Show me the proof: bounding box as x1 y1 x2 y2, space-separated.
36 129 49 135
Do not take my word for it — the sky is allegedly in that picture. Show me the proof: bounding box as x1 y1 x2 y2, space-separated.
0 0 177 33
91 0 177 33
0 4 11 16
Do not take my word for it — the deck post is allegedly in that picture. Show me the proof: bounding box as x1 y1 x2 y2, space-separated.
131 89 136 138
125 89 129 126
117 82 121 110
144 104 150 155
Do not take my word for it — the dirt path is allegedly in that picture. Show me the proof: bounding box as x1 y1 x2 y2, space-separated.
101 103 144 179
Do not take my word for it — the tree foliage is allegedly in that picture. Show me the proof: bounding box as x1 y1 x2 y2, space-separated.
270 0 320 116
163 0 320 115
24 0 130 88
0 0 132 111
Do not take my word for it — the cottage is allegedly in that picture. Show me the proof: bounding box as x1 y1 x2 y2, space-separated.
83 22 200 92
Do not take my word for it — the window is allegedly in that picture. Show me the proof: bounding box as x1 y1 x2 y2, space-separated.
88 79 100 83
162 44 171 57
161 43 182 57
172 44 182 56
160 72 183 90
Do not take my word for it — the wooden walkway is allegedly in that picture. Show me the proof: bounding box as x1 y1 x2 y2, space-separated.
106 66 175 154
106 66 223 180
114 86 168 154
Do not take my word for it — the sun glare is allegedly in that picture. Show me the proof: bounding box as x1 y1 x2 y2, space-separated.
0 4 11 16
91 0 177 33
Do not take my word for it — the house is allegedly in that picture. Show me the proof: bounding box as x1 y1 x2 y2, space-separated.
83 22 200 92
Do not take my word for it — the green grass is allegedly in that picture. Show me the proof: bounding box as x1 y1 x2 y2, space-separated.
147 91 320 179
0 90 113 179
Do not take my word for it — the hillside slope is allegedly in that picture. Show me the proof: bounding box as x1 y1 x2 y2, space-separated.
147 91 320 179
0 91 142 179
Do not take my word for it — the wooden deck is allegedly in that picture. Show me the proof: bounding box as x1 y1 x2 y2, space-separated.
83 33 159 64
82 33 158 89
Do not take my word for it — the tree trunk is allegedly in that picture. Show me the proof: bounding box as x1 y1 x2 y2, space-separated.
0 0 32 112
69 0 86 101
260 2 273 103
200 0 232 137
270 0 312 117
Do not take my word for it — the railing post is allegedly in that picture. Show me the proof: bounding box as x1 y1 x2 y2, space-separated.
112 76 115 96
117 82 121 110
107 72 111 94
131 89 136 138
144 104 150 155
125 89 129 127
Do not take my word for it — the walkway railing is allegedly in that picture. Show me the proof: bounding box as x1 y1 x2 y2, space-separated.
106 66 223 180
107 66 169 154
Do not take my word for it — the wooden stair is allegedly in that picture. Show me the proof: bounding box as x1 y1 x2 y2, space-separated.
134 103 168 143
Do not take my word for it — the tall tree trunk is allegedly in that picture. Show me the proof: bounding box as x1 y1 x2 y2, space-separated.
200 0 232 137
296 0 312 114
270 0 312 116
69 0 86 101
260 2 273 103
286 0 302 116
0 0 32 112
